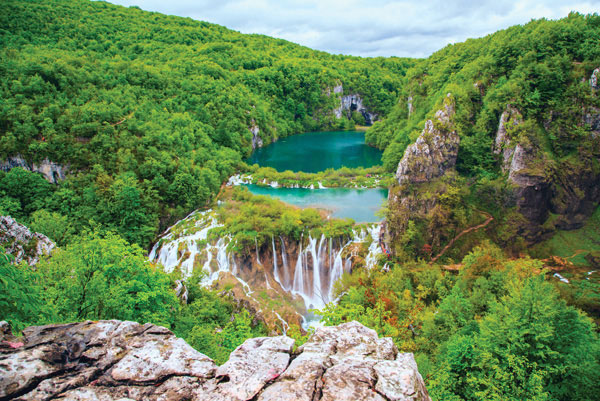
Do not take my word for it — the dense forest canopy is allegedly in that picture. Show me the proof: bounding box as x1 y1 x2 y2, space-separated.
0 0 412 247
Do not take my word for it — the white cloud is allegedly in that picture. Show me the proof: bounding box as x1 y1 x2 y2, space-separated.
104 0 600 57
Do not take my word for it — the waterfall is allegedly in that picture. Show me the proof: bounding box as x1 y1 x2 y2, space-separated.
272 236 284 289
280 237 291 291
150 209 384 320
329 245 346 301
365 224 382 269
255 237 261 265
149 210 222 279
292 236 306 294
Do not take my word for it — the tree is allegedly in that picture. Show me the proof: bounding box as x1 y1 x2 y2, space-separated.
39 231 179 327
431 275 600 401
0 248 48 332
28 209 74 246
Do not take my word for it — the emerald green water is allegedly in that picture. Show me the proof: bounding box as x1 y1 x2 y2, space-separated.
244 184 387 222
247 131 382 173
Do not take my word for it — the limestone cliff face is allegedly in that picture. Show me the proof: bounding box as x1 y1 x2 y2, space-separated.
0 156 67 184
395 94 459 186
494 94 600 241
493 105 522 169
386 95 462 253
590 67 599 90
0 216 55 265
0 320 431 401
250 119 264 150
330 83 377 125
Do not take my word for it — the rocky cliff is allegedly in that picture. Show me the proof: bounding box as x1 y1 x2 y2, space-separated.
0 320 431 401
0 157 67 184
387 68 600 254
0 216 55 265
395 94 459 185
385 95 464 253
493 79 600 241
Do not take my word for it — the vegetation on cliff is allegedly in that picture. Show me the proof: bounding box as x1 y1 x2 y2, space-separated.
368 13 600 172
368 13 600 263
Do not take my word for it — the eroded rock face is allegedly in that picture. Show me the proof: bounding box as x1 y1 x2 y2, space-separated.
494 103 600 241
0 216 55 265
0 320 431 401
330 84 377 125
396 94 460 186
0 156 67 184
493 105 523 171
590 67 599 90
250 120 263 149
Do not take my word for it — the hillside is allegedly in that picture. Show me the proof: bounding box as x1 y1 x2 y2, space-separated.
0 0 412 246
367 13 600 261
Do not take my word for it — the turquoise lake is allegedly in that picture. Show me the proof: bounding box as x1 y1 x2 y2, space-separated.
244 184 388 223
246 131 382 173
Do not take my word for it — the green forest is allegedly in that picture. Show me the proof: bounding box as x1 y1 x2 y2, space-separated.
1 1 599 400
0 0 411 247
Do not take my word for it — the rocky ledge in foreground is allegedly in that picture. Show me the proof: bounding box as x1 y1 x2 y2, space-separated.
0 320 430 401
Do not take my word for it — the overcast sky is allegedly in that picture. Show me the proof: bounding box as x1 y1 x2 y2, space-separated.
105 0 599 58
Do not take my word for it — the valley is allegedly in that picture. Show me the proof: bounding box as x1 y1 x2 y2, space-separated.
1 1 600 400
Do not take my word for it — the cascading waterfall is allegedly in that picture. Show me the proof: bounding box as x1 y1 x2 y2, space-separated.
280 236 291 291
148 210 222 279
255 237 261 265
365 224 383 269
271 236 283 289
150 209 384 318
292 235 306 295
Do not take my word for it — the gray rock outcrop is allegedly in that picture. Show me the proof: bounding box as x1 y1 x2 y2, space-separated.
590 67 599 90
493 102 600 241
0 156 67 184
250 120 263 150
493 105 523 171
330 83 377 125
493 106 553 239
396 94 460 185
0 320 431 401
0 216 55 265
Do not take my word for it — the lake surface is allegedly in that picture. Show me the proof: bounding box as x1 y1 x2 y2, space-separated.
244 184 387 222
246 131 382 173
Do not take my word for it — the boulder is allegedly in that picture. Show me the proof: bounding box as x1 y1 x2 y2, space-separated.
0 320 431 401
396 94 460 186
0 216 55 265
